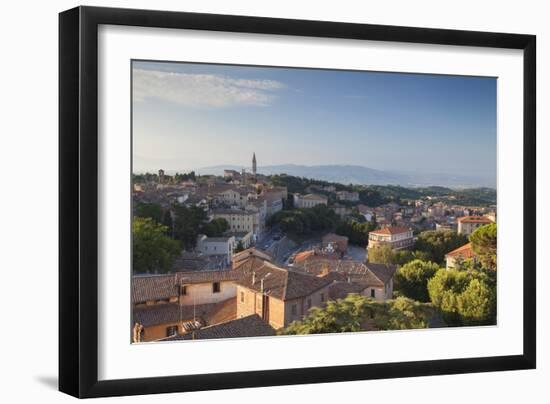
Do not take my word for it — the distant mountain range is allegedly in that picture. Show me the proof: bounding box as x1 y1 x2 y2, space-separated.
195 164 495 189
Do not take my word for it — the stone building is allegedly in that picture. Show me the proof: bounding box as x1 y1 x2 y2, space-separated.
234 257 332 329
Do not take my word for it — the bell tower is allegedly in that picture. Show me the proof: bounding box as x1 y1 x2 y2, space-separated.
252 152 257 177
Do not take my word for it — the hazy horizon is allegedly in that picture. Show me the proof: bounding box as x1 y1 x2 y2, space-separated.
132 60 497 184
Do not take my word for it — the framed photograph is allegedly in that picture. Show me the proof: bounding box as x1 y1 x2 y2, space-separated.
59 6 536 398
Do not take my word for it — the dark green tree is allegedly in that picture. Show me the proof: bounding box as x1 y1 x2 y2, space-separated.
132 217 181 274
415 230 468 264
335 220 376 246
234 240 245 253
172 204 209 250
279 295 432 335
469 223 497 270
134 202 163 223
162 210 173 237
427 268 496 326
203 218 229 237
395 259 440 302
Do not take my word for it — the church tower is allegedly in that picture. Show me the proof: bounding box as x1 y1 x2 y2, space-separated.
252 152 257 177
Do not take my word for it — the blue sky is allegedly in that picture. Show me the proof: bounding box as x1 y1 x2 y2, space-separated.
132 60 496 180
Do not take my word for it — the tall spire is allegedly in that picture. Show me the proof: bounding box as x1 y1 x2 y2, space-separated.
252 152 257 176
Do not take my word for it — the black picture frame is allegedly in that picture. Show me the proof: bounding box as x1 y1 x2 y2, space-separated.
59 5 536 399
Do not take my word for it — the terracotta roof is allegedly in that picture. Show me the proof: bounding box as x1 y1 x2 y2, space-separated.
133 302 210 327
133 297 237 328
369 226 412 236
236 259 332 301
320 271 349 283
293 250 316 263
232 248 274 265
206 298 237 325
365 263 397 285
132 274 178 303
163 314 276 340
322 233 349 243
132 271 242 303
293 259 396 287
457 216 493 224
328 281 369 300
177 270 242 285
445 242 476 259
293 250 339 264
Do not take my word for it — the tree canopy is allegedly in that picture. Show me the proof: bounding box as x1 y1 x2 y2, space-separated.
279 294 433 335
415 230 468 264
395 259 440 302
202 218 229 238
469 223 497 270
427 268 496 326
335 220 376 246
134 202 163 223
132 217 181 274
268 204 340 235
367 245 428 266
172 204 209 250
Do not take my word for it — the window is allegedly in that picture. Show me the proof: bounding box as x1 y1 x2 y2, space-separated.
320 293 325 302
166 326 178 337
370 289 376 298
291 304 297 315
213 282 221 293
180 285 187 296
240 291 244 303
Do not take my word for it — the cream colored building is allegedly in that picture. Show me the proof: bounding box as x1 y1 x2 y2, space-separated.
368 226 415 250
457 216 493 235
218 187 256 208
210 209 261 237
294 193 328 209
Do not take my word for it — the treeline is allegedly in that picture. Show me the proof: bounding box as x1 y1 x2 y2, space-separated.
269 174 388 206
268 174 496 207
267 205 340 235
133 171 197 184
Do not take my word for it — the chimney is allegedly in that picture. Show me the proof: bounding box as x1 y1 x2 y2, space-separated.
252 272 256 285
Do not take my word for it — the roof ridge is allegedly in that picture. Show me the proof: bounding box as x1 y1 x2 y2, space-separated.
364 263 386 285
281 269 290 300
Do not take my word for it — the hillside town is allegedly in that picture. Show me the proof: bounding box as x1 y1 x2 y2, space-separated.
132 153 497 342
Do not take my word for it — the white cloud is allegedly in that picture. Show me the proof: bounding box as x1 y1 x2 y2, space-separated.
133 69 285 108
